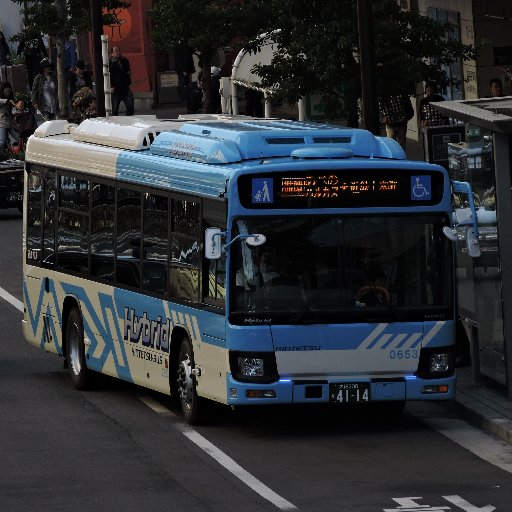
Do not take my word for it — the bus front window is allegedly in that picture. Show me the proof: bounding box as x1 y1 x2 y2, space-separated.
230 215 453 324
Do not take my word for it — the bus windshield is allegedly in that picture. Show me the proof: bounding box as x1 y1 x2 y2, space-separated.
230 214 452 324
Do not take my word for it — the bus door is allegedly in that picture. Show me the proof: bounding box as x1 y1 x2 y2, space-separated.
24 165 60 351
448 127 505 384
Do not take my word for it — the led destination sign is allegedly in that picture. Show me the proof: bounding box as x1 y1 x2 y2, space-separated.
280 175 400 199
239 170 443 209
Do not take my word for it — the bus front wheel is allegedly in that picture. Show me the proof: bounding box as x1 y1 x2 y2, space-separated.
66 307 92 390
176 336 204 425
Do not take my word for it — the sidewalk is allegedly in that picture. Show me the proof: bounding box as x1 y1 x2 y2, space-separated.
135 102 512 444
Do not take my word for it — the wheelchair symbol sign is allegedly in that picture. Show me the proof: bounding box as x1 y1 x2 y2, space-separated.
411 176 431 200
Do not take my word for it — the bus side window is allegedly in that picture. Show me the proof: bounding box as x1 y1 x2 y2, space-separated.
142 192 169 295
116 187 142 289
90 183 115 282
170 198 200 303
42 170 56 268
56 174 89 275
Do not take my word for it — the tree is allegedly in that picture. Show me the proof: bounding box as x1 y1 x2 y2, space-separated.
150 0 270 113
10 0 129 118
247 0 476 121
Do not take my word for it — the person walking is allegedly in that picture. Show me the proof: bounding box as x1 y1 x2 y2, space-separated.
109 46 134 116
69 60 93 99
31 58 58 121
17 31 48 88
0 82 20 150
378 94 414 150
419 82 448 127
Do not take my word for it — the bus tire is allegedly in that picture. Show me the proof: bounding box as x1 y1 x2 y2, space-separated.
176 336 204 425
66 307 91 390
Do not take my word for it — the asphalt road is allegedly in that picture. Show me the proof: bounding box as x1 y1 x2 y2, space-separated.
1 208 512 512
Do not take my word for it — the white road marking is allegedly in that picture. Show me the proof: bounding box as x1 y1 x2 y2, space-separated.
0 285 23 312
137 394 297 510
421 416 512 474
176 423 298 511
443 495 495 512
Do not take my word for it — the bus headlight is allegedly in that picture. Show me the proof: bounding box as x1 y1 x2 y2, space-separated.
416 346 454 379
229 351 279 383
239 357 264 377
430 353 450 373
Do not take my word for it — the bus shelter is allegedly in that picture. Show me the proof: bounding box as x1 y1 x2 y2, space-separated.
434 97 512 397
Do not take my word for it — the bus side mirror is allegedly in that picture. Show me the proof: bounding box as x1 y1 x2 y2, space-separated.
466 226 481 258
205 228 224 260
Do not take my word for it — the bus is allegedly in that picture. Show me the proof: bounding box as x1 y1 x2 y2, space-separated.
23 115 463 424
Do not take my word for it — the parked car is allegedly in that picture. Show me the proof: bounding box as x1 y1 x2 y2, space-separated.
0 160 24 211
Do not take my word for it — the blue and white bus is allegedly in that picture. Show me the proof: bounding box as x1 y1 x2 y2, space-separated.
23 115 460 424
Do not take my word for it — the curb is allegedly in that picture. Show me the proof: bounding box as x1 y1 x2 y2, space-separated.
454 389 512 445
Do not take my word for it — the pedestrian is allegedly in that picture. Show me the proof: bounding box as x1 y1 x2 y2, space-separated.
64 36 78 76
69 60 93 100
489 78 504 98
419 82 448 127
70 87 95 124
31 58 58 121
109 46 134 116
10 92 37 143
82 94 96 120
0 82 19 150
378 94 414 150
16 30 48 88
174 43 195 102
0 31 12 67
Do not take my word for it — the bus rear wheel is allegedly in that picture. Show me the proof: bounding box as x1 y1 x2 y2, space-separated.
66 307 92 390
176 336 204 425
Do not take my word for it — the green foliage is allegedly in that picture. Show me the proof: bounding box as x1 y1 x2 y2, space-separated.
150 0 270 112
151 0 267 55
249 0 475 119
9 0 131 43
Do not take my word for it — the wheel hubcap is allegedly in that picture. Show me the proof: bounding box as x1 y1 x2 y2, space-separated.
177 355 194 410
68 324 81 376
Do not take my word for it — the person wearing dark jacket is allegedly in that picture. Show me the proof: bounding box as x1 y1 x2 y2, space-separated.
69 60 93 99
17 31 48 88
109 46 134 116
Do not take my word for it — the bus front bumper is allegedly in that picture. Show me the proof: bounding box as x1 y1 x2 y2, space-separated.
226 374 456 405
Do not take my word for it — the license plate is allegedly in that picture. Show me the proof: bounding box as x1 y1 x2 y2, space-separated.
329 382 371 403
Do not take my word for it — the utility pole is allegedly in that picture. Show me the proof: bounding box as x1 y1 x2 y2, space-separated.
90 0 105 116
357 0 380 135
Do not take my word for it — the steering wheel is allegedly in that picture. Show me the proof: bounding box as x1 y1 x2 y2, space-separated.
356 285 390 305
